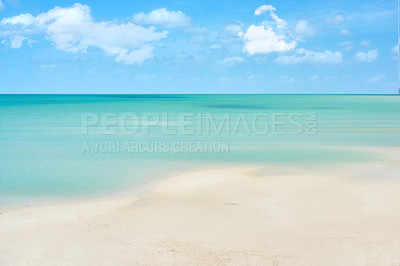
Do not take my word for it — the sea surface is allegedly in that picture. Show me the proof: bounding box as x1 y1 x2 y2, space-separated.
0 95 399 207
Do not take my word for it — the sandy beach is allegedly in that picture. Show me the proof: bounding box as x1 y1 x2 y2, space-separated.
0 0 398 262
1 163 400 266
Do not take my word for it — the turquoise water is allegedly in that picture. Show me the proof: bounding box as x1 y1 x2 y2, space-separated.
0 95 399 206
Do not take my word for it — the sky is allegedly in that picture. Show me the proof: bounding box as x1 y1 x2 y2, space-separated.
0 0 398 94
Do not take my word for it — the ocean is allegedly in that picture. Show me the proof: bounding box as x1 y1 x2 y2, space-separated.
0 94 399 207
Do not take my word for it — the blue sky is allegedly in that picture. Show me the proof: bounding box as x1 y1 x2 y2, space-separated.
0 0 398 93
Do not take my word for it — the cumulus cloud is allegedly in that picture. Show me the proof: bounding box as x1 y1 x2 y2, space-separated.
240 5 296 55
366 74 385 83
1 13 35 25
294 20 316 39
276 49 343 65
9 35 27 48
254 5 275 15
254 5 286 28
354 49 378 62
1 4 168 64
132 8 190 28
1 35 34 48
241 25 296 55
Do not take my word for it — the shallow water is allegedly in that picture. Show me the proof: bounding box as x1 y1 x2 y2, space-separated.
0 95 399 206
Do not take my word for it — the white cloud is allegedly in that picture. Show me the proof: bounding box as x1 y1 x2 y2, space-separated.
1 13 35 25
294 20 316 39
0 0 5 10
1 4 168 64
241 5 296 55
339 29 351 36
354 49 378 62
241 25 296 55
276 49 343 65
1 35 31 48
218 56 244 66
254 5 275 15
325 13 346 24
133 8 190 28
309 75 320 81
9 35 27 48
254 5 286 28
366 74 385 83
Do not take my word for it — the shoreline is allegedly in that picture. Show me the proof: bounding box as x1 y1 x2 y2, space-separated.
1 144 399 212
1 164 400 265
0 161 250 212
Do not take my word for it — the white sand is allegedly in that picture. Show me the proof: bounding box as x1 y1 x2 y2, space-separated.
1 165 400 265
